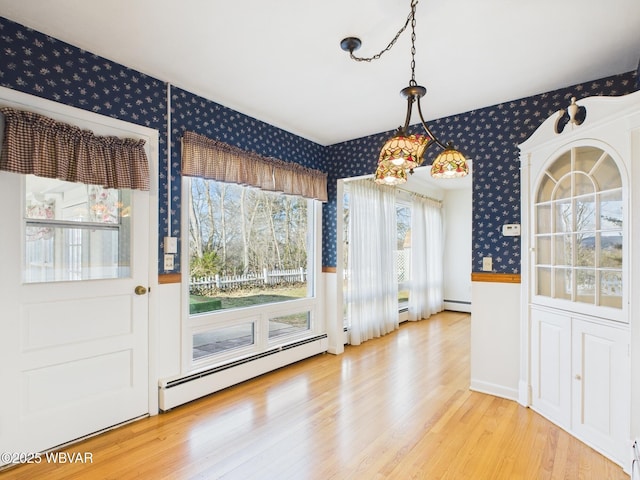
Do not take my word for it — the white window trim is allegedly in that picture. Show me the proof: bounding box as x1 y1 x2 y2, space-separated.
180 176 324 375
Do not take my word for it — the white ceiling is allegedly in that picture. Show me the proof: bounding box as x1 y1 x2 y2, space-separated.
0 0 639 149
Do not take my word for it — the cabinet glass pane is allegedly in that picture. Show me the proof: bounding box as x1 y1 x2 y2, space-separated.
536 204 552 234
554 234 572 266
575 196 596 231
600 271 622 308
600 190 622 230
555 176 572 200
554 200 572 232
576 232 595 266
599 190 623 269
575 268 595 304
547 151 571 180
574 172 595 197
536 267 551 296
536 236 551 265
574 146 601 173
599 232 622 268
536 173 556 203
553 268 572 300
592 155 622 190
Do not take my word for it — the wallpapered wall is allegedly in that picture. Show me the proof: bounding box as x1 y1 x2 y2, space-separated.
0 17 325 273
323 73 638 272
0 17 169 271
0 16 637 275
169 86 326 272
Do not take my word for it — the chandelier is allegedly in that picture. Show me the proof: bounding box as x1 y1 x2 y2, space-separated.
340 0 469 185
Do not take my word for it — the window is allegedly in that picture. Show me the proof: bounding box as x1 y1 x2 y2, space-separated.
24 175 131 283
396 202 411 309
534 146 623 310
342 184 411 323
187 177 320 364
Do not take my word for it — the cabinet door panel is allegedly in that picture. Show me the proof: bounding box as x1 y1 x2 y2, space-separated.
531 308 571 428
572 319 629 464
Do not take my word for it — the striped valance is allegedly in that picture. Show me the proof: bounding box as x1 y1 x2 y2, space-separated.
181 131 327 202
0 107 150 190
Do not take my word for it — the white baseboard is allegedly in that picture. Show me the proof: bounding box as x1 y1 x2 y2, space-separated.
470 379 519 402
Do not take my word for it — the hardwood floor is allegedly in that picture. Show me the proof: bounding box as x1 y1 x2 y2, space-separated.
1 311 628 479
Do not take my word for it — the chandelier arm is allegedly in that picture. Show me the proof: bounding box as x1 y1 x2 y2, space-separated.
401 96 416 134
415 96 448 150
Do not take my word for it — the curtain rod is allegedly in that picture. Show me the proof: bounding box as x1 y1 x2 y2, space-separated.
344 175 442 206
402 189 442 206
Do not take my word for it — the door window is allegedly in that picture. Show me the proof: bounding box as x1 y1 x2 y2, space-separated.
24 175 131 283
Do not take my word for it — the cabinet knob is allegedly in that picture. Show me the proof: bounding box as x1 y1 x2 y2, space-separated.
575 374 582 381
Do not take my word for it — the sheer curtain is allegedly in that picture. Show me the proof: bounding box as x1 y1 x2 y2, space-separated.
347 180 399 345
408 195 444 321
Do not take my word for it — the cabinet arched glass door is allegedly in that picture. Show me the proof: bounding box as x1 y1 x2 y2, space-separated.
534 145 623 318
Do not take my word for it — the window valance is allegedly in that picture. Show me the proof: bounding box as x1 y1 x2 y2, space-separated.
181 131 327 202
0 107 150 191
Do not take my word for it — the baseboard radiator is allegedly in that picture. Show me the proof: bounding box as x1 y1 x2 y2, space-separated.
443 299 471 313
158 334 328 411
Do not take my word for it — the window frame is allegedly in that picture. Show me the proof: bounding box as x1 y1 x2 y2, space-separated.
181 176 324 374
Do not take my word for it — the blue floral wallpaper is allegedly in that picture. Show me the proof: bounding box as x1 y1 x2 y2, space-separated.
324 73 638 272
0 16 169 272
169 86 326 271
0 15 637 275
0 16 325 273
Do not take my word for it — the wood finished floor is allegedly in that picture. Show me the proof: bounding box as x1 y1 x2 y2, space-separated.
1 311 629 479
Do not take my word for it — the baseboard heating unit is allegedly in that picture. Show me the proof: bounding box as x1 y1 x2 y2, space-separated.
443 299 471 313
158 334 328 411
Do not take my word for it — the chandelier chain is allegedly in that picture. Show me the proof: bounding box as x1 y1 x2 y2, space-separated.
409 0 417 86
340 0 469 183
349 0 418 63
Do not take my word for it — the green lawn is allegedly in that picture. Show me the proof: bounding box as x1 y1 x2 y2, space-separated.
190 285 307 311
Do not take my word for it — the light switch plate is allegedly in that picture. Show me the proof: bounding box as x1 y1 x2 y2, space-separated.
164 236 178 253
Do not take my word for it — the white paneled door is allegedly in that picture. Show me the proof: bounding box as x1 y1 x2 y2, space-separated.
0 89 154 464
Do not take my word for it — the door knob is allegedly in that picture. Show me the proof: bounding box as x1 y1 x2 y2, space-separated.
134 285 147 295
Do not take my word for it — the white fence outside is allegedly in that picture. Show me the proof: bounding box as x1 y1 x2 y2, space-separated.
395 249 410 283
191 267 306 292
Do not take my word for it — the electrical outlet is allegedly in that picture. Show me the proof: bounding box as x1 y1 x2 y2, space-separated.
482 257 492 271
164 254 174 271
